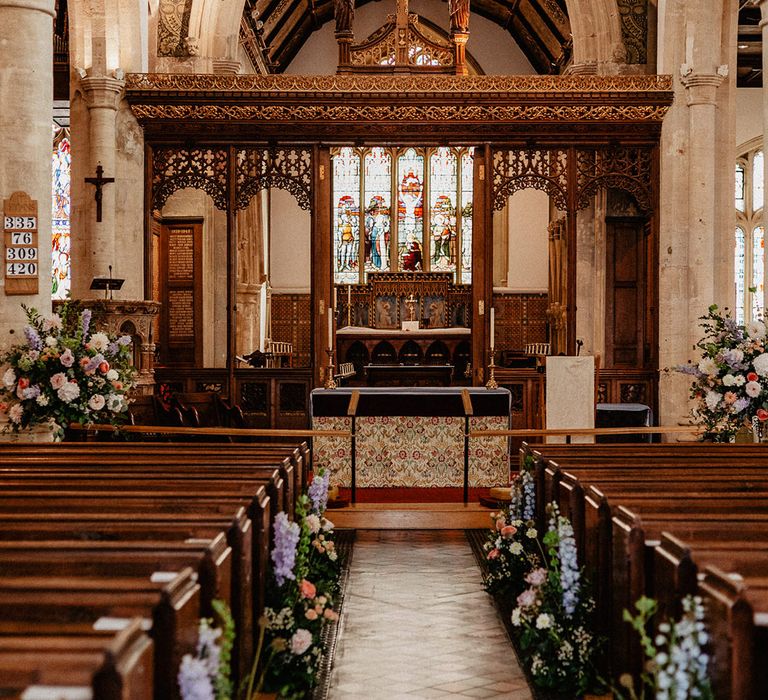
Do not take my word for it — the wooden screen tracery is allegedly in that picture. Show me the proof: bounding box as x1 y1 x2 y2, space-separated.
152 146 229 211
576 146 653 214
491 148 569 212
236 146 313 211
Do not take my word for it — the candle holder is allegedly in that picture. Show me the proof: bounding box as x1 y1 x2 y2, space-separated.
325 348 338 390
485 349 498 390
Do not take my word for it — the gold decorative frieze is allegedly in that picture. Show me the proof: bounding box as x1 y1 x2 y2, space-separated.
131 103 669 123
125 72 673 95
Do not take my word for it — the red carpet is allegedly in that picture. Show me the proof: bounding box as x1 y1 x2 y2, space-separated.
335 487 492 503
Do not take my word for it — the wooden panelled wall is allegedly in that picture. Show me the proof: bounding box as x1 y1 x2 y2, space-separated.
270 294 312 367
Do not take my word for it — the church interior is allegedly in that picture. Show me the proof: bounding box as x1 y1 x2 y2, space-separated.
0 0 767 698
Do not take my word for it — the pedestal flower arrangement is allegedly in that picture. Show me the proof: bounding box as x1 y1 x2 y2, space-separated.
0 304 135 439
676 305 768 441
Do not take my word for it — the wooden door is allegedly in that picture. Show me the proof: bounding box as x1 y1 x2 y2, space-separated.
159 219 203 367
606 217 648 369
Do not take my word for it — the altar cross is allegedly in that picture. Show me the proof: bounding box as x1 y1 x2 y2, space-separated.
85 164 115 223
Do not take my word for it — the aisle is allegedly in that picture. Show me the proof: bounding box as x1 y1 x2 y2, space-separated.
328 530 533 699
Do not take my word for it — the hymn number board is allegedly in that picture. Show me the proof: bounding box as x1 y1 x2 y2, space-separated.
3 191 39 295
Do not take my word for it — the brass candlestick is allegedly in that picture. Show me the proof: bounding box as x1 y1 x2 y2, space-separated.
485 349 498 390
325 348 338 390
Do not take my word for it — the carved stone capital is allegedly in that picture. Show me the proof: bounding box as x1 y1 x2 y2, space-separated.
0 0 54 17
213 59 241 75
565 60 598 76
80 75 126 111
679 71 725 106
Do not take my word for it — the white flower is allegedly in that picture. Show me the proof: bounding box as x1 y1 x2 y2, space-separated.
50 372 67 390
57 381 80 403
704 391 722 410
754 353 768 377
177 655 215 700
43 314 62 332
328 551 338 561
88 332 110 352
106 369 119 381
510 608 522 626
746 381 761 398
526 528 537 539
509 542 523 555
2 368 15 388
8 404 23 424
59 348 75 368
305 513 321 534
747 320 767 340
321 517 335 531
107 393 125 412
289 628 313 655
88 394 106 411
36 394 49 407
698 357 719 376
722 374 738 386
535 613 552 629
44 336 57 348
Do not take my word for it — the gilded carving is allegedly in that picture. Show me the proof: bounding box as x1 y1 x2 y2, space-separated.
157 0 193 57
576 146 653 213
618 0 648 64
492 149 569 212
236 147 313 211
152 146 229 211
132 104 669 123
125 72 673 94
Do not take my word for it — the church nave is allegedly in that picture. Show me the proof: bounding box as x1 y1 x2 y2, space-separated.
328 530 532 700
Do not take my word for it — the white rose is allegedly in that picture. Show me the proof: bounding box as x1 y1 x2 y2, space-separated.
106 369 119 381
88 394 106 411
747 320 767 340
88 332 110 353
754 353 768 377
289 628 312 655
698 358 719 376
535 613 552 629
511 608 522 626
2 368 15 388
57 382 80 403
723 374 738 386
106 393 125 412
746 381 761 398
704 391 722 410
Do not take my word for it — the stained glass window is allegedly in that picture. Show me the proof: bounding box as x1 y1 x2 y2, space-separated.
51 126 71 299
333 148 361 285
398 148 424 271
736 146 765 322
735 227 745 325
363 148 391 274
753 225 765 321
332 146 473 284
429 148 457 273
460 151 473 284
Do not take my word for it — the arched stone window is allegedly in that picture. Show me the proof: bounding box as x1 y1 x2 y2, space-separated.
735 143 764 324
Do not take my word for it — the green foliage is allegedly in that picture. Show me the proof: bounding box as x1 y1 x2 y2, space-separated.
212 599 235 700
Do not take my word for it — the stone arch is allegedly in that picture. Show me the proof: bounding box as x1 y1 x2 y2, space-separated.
564 0 625 73
186 0 245 64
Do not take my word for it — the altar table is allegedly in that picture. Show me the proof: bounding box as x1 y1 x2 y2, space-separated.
311 387 511 490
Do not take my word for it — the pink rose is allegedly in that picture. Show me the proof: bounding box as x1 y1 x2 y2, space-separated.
487 548 500 560
305 609 318 621
60 348 74 368
516 588 537 608
50 372 67 390
323 608 339 621
80 358 90 369
299 579 317 599
495 518 506 531
501 525 518 539
746 381 761 398
525 567 547 586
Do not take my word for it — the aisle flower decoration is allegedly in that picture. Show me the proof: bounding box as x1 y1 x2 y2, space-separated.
0 304 135 438
616 595 713 700
675 304 768 441
250 471 343 699
509 502 601 695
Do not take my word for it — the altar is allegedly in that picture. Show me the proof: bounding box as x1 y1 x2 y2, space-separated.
311 387 511 491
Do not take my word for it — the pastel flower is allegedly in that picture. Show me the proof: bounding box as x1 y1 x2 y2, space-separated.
59 348 75 367
36 394 49 407
106 369 119 381
88 394 106 411
758 408 768 421
510 608 522 626
516 588 537 608
57 381 80 403
305 608 318 621
724 391 737 405
525 528 538 539
44 336 57 348
106 393 125 412
747 320 767 339
98 361 110 374
704 391 722 410
698 358 719 376
299 579 317 599
321 517 334 531
500 525 517 538
89 332 110 353
177 656 214 700
23 326 41 351
509 542 523 555
535 613 552 629
486 548 500 560
2 368 15 388
305 513 321 534
746 381 761 398
289 628 312 655
754 353 768 377
722 374 739 386
43 314 62 331
323 608 338 621
50 372 67 390
495 517 506 531
525 567 547 586
8 404 23 424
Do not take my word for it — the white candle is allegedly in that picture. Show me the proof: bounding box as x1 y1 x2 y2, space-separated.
333 286 338 311
328 308 334 350
347 284 351 308
490 307 495 351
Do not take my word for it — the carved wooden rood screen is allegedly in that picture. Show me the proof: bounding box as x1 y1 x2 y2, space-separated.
127 73 672 395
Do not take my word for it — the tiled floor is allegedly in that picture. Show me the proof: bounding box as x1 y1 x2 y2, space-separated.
328 530 533 700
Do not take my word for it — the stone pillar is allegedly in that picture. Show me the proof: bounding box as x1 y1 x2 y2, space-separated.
758 1 768 312
79 75 125 286
679 70 725 345
0 0 55 337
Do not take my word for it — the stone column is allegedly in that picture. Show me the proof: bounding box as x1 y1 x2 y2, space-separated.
0 0 55 337
758 1 768 312
679 70 725 347
78 75 125 286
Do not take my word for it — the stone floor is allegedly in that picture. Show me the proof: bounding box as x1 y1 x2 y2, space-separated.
328 530 533 700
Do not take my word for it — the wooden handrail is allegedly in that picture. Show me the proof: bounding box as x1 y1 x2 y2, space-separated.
71 423 352 438
469 425 702 438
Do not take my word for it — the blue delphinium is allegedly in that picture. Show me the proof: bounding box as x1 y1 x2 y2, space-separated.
308 470 330 515
271 512 300 586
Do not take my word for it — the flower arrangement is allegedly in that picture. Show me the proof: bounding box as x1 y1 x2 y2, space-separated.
509 502 602 695
249 469 342 699
178 600 235 700
675 304 768 441
0 304 135 438
616 595 713 700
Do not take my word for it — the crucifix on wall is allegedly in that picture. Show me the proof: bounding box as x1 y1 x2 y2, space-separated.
85 164 115 223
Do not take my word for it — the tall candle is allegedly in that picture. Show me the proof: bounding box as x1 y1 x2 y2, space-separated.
490 307 495 351
333 286 338 311
347 284 351 308
328 308 334 350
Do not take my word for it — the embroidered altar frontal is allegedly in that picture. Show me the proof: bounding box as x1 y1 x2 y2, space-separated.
311 388 511 488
